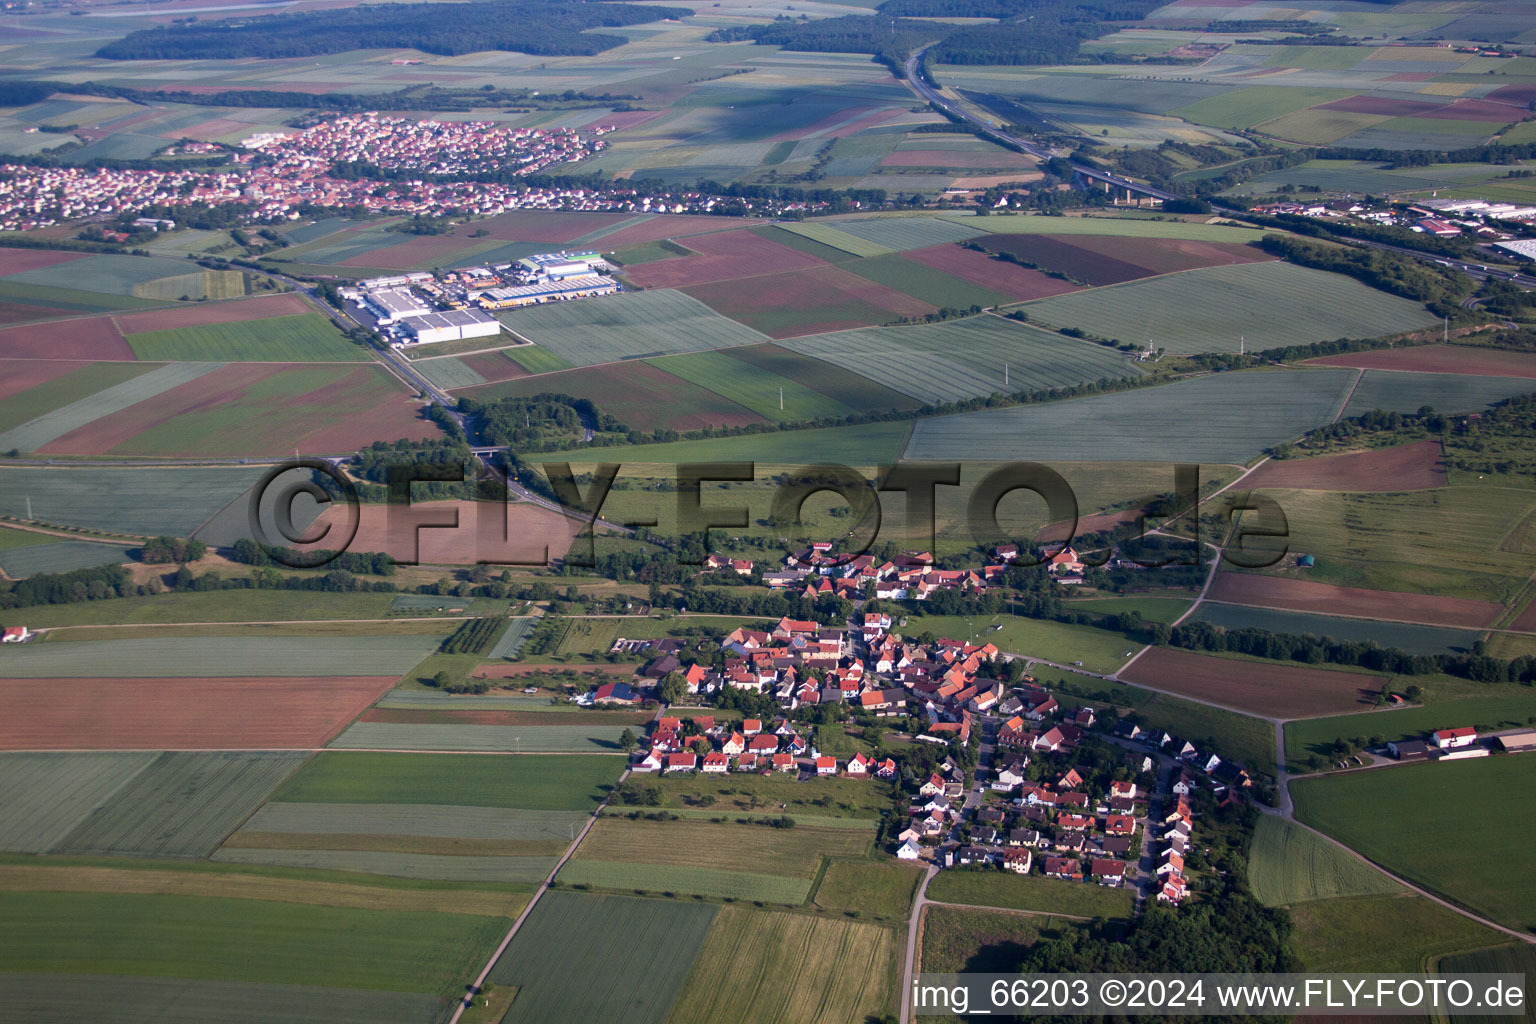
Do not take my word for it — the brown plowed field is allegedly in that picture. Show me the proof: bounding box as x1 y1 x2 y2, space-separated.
1207 572 1502 628
339 234 485 269
903 243 1082 301
1121 647 1387 718
1306 344 1536 378
0 247 86 276
1418 98 1525 122
110 292 314 334
0 359 91 403
1507 596 1536 632
361 707 653 726
1314 95 1441 117
461 350 529 382
975 233 1270 287
1243 440 1446 492
589 215 752 248
0 301 68 327
623 228 828 290
460 210 630 243
307 498 577 565
0 676 394 749
0 314 132 360
684 264 937 339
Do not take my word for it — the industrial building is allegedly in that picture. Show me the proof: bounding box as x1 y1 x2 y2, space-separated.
363 287 433 324
1495 239 1536 261
516 251 608 282
397 308 502 346
478 275 618 309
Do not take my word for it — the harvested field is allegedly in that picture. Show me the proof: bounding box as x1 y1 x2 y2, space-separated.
304 498 577 565
0 313 132 360
459 350 529 383
903 243 1083 301
1207 572 1502 629
1120 647 1387 718
488 891 717 1024
0 752 156 853
0 247 86 275
56 751 305 858
683 263 937 339
622 229 827 290
457 360 765 433
0 676 394 750
670 906 899 1024
109 292 313 334
38 363 441 457
1307 344 1536 378
1244 440 1446 492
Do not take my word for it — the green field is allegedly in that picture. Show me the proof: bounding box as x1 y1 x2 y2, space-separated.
0 465 263 536
410 356 489 391
0 539 129 578
965 214 1267 242
539 420 911 465
56 752 305 859
557 861 812 903
273 752 620 810
820 216 986 251
908 613 1141 674
486 617 538 660
840 253 1013 311
124 314 365 362
1292 756 1536 932
925 868 1135 919
775 221 893 257
1013 262 1439 355
488 891 717 1024
1193 602 1480 657
1247 816 1403 906
0 363 159 436
20 591 402 628
0 361 225 454
647 349 862 422
0 752 158 854
1065 595 1193 623
212 848 558 883
1265 485 1536 600
812 859 923 924
327 722 633 753
2 254 232 297
0 974 438 1024
921 905 1087 974
4 635 442 678
1433 945 1536 1024
1170 86 1357 132
904 368 1356 463
668 905 900 1024
0 890 506 998
1288 893 1518 972
653 773 890 821
782 316 1141 405
498 288 768 367
504 343 574 375
236 801 589 841
1341 370 1536 419
1286 692 1536 772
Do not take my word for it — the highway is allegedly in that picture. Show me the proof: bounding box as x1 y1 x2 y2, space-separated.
901 47 1178 203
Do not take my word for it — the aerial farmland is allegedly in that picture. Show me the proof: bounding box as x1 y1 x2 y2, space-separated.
2 0 1536 1018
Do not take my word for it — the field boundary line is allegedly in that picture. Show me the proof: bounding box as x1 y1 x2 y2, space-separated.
1328 368 1366 423
446 767 631 1024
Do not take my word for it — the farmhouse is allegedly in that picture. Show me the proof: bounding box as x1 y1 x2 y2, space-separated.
1433 727 1477 750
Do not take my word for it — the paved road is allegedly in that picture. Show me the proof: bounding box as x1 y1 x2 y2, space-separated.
446 766 632 1024
899 863 942 1024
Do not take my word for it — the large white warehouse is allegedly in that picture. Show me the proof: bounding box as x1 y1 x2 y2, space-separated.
398 308 502 345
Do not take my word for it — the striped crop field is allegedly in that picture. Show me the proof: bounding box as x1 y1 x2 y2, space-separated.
0 464 263 536
0 362 224 453
782 315 1141 404
272 752 621 810
123 314 366 362
669 905 900 1024
55 752 306 859
1 634 443 678
212 848 559 883
235 801 591 841
486 617 538 659
1247 815 1403 906
497 289 767 367
326 722 634 753
774 221 893 257
0 752 157 854
965 214 1269 241
1013 262 1440 355
488 891 717 1024
825 216 988 251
